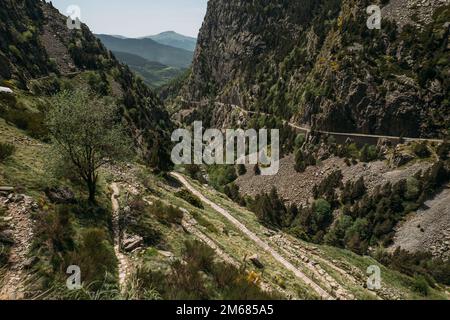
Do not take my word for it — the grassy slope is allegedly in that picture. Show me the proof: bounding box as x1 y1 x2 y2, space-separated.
1 92 448 299
112 51 184 88
172 173 449 300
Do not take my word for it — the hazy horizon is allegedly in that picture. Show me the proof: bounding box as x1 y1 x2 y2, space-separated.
48 0 208 38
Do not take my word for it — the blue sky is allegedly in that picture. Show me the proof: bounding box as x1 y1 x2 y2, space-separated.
48 0 208 37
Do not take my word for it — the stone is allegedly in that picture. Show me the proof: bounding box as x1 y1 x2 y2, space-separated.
45 187 76 204
123 235 143 252
392 152 414 167
248 254 265 269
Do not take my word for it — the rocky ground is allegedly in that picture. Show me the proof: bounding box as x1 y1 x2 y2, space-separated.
391 185 450 260
235 154 432 208
0 192 37 299
383 0 450 28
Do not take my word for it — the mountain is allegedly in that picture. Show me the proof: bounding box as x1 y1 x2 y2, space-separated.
96 34 194 69
180 0 450 139
112 50 184 87
1 0 450 302
0 0 173 169
143 31 197 52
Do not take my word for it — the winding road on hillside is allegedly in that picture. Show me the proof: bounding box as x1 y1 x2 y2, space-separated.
110 183 132 292
181 99 444 144
170 172 334 300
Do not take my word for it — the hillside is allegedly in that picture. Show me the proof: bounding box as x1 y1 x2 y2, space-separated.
178 0 450 139
1 116 448 300
96 34 194 69
143 31 197 52
0 0 173 168
0 0 449 302
112 51 184 87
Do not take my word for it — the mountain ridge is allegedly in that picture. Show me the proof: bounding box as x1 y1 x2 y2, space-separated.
179 0 450 139
142 31 197 52
96 34 194 69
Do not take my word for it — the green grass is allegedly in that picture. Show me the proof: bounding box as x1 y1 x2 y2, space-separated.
175 174 449 300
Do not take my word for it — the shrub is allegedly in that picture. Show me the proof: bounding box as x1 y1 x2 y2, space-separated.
359 144 379 162
294 133 306 147
70 228 117 289
175 189 204 209
208 165 238 190
237 164 247 176
8 45 21 58
312 199 332 229
413 142 431 158
129 241 278 300
184 240 215 272
405 177 420 200
0 142 15 162
4 109 48 139
412 275 429 296
149 200 184 225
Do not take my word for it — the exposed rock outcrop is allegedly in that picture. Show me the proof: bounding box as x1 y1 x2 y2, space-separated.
180 0 450 138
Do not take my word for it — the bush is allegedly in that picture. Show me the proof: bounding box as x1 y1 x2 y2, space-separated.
0 142 15 162
149 200 184 225
412 275 429 296
294 133 306 148
184 240 215 272
359 144 379 162
312 199 332 229
175 189 204 209
129 241 278 300
413 142 431 158
70 228 117 289
4 109 48 139
208 165 238 190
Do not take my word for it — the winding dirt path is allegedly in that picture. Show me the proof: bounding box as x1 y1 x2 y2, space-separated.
171 172 333 300
110 183 132 292
0 195 34 300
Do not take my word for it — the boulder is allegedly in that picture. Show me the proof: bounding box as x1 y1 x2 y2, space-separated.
123 234 143 252
0 186 14 193
45 187 76 204
392 152 414 167
248 254 265 269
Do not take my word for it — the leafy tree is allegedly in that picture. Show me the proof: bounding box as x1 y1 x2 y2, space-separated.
359 144 378 162
312 199 332 230
46 90 132 203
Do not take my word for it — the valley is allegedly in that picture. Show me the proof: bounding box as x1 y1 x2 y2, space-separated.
0 0 449 302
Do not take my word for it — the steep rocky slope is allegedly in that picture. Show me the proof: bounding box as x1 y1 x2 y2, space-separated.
180 0 449 138
0 0 173 168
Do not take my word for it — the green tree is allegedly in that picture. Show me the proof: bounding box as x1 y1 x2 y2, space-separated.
312 199 332 229
46 90 132 203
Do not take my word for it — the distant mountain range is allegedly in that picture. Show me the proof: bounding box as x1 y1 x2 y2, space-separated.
112 51 184 88
141 31 197 52
96 34 193 69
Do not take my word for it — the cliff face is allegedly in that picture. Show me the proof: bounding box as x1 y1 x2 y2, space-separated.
184 0 450 138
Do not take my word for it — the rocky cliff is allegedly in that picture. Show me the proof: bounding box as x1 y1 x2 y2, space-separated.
182 0 450 138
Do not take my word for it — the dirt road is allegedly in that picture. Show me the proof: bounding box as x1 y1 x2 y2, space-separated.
170 172 333 300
